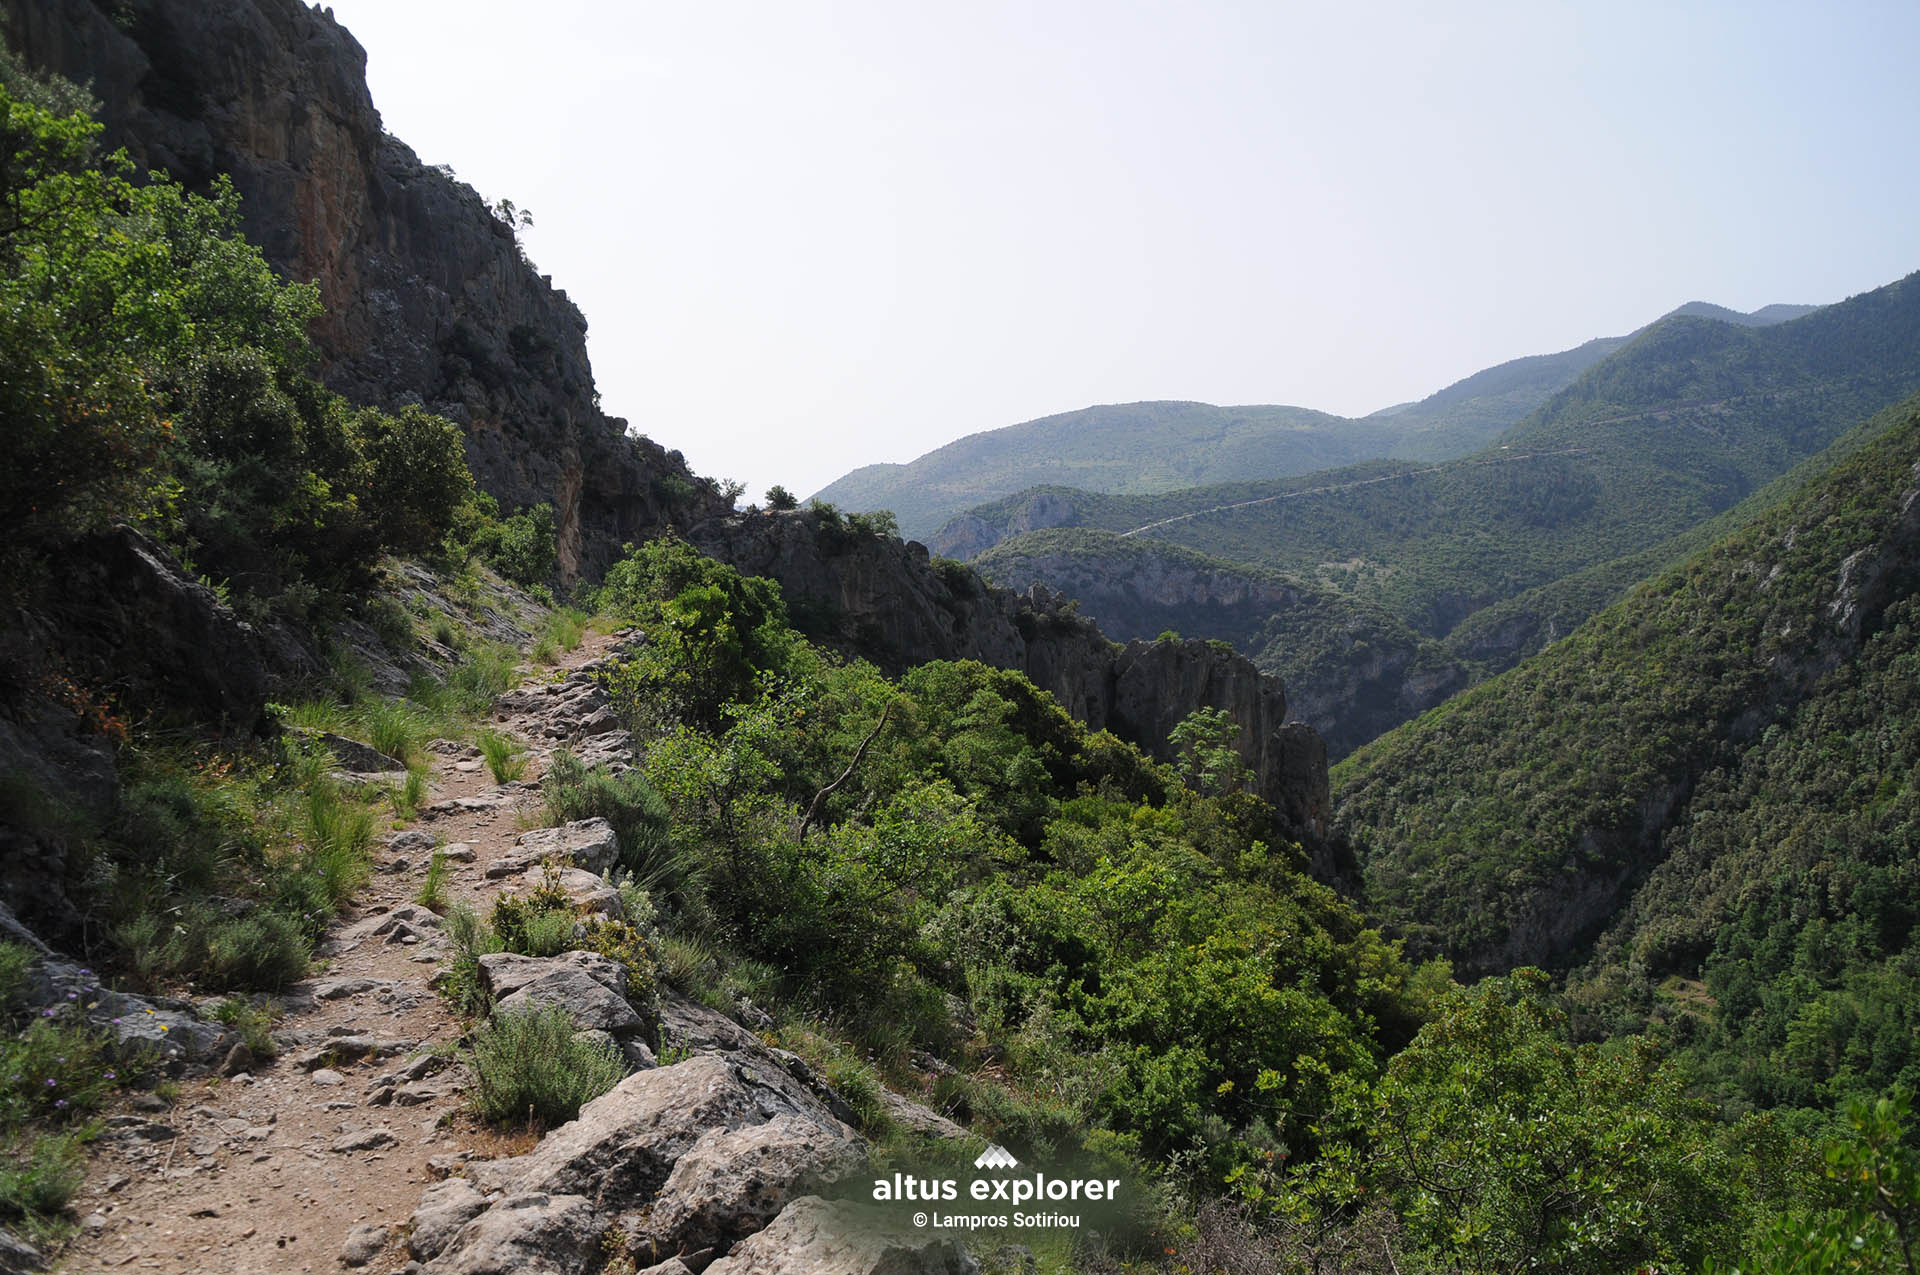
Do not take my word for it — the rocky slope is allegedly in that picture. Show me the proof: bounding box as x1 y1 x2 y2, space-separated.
0 0 729 579
970 530 1475 759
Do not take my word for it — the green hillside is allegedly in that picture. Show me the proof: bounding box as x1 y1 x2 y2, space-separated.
1333 392 1920 1127
938 273 1920 648
818 302 1818 542
813 401 1407 541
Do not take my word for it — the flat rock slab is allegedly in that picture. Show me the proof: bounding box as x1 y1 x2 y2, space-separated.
486 819 618 878
703 1197 978 1275
478 951 627 1001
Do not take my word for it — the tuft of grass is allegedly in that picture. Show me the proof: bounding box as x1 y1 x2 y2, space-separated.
362 699 427 767
416 850 451 913
477 729 529 784
0 941 32 1010
209 998 280 1057
0 1128 88 1227
438 903 500 1018
466 1004 625 1129
657 933 721 996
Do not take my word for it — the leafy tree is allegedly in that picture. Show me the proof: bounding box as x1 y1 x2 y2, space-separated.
765 484 798 511
1373 970 1740 1274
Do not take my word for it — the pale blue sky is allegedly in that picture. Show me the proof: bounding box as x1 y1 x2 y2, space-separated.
321 0 1920 500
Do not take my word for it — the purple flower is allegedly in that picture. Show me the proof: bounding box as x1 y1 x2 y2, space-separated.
110 1017 122 1025
54 1099 67 1109
40 1009 54 1018
44 1078 56 1087
66 992 77 1000
103 1070 116 1080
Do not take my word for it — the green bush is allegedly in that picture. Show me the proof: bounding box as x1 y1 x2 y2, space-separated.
466 1004 625 1128
203 912 309 991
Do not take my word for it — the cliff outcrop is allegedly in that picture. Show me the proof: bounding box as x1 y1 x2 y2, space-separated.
0 0 727 578
695 511 1331 837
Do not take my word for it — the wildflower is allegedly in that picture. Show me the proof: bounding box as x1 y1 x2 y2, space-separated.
103 1070 116 1080
158 1025 170 1033
110 1017 122 1025
44 1078 56 1087
41 1009 55 1018
66 991 77 1000
54 1099 67 1109
88 1001 100 1010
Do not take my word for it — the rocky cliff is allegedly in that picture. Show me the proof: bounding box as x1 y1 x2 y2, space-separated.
0 0 728 579
694 511 1331 838
1 0 1335 845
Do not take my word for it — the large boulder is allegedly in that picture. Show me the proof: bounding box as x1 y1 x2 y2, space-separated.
420 1193 603 1275
407 1178 493 1262
467 1054 856 1205
702 1197 978 1275
633 1113 867 1256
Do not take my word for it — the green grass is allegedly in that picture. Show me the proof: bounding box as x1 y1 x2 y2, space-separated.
477 729 529 783
416 850 451 912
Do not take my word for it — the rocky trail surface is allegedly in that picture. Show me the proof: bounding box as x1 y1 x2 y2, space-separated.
46 634 974 1275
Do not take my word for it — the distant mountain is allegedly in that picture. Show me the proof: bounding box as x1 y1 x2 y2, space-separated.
1334 390 1920 1113
813 301 1820 541
937 272 1920 649
812 402 1404 542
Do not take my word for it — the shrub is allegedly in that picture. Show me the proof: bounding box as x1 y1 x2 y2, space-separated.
209 998 279 1057
765 485 798 511
466 1004 625 1128
203 912 309 991
489 869 578 958
0 1129 87 1223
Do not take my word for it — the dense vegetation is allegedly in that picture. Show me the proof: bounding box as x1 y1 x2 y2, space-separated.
1336 392 1920 1122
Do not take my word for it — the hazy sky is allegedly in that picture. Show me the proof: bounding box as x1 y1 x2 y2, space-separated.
322 0 1920 500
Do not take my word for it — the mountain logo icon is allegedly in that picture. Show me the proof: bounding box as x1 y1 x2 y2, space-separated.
973 1144 1019 1170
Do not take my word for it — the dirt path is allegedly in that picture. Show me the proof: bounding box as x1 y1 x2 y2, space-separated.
55 631 630 1275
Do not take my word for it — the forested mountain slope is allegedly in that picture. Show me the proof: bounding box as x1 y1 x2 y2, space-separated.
1334 389 1920 1111
938 273 1920 653
821 302 1816 541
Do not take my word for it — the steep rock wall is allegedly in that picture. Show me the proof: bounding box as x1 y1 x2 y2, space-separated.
0 0 727 577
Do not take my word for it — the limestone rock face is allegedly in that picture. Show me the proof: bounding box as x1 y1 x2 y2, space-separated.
0 0 728 579
420 1192 604 1275
637 1114 868 1256
702 1197 979 1275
